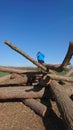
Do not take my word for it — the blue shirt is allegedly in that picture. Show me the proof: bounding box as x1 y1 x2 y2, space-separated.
37 52 45 61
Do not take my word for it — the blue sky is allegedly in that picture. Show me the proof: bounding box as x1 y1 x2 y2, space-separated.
0 0 73 67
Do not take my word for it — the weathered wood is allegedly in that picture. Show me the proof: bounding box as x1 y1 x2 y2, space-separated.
47 73 73 82
0 66 45 74
43 63 61 71
40 77 73 97
0 74 12 83
1 68 73 84
22 99 49 117
63 85 73 98
0 86 49 99
49 80 73 130
0 83 72 99
39 75 73 96
0 74 28 85
0 73 43 86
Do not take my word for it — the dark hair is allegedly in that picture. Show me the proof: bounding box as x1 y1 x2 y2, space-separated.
37 51 41 54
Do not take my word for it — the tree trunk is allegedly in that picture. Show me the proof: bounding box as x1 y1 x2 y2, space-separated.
4 40 47 72
0 74 12 83
0 86 50 99
47 73 73 82
39 75 73 97
49 80 73 130
43 63 61 71
0 65 45 74
22 99 49 117
0 74 28 85
0 73 44 86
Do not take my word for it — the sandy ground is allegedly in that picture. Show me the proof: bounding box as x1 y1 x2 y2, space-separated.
0 99 66 130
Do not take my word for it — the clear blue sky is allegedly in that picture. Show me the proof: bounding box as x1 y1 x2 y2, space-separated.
0 0 73 67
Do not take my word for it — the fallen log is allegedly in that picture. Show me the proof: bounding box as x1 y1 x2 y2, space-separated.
0 73 28 85
0 86 50 99
1 67 73 84
47 73 73 82
0 65 45 74
39 75 73 97
0 72 73 97
1 69 73 82
0 84 72 99
0 74 12 83
22 99 49 117
0 73 44 86
49 80 73 130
